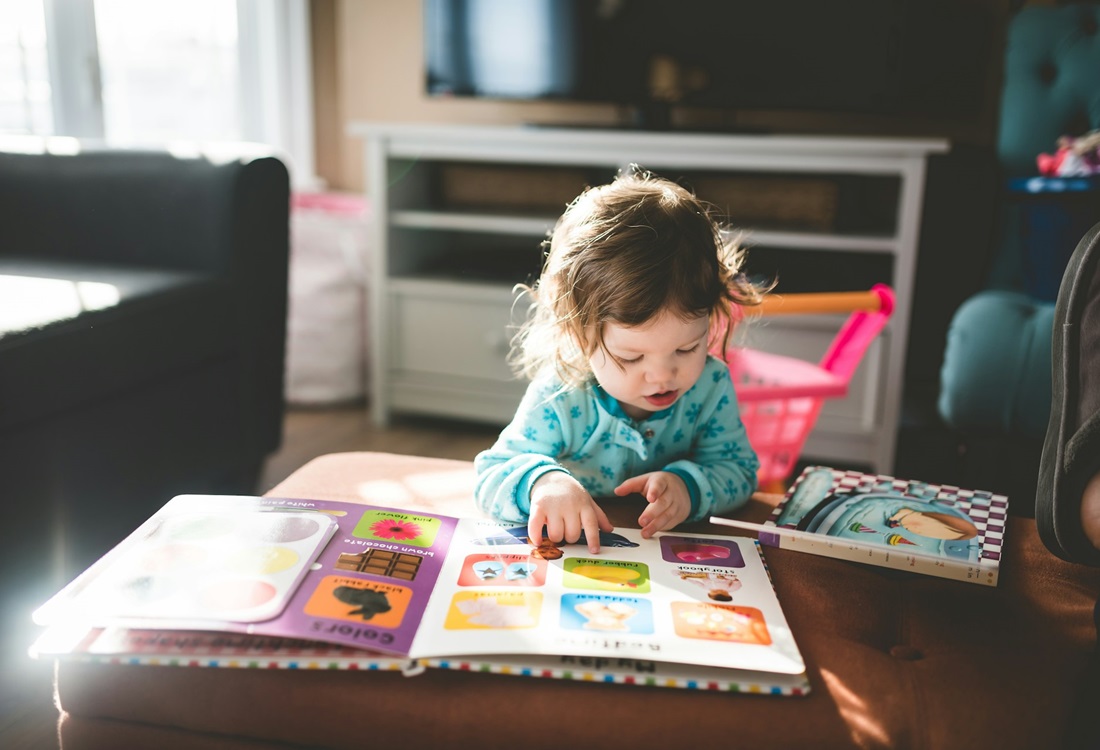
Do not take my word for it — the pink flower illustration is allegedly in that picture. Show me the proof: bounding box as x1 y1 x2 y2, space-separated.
370 518 422 541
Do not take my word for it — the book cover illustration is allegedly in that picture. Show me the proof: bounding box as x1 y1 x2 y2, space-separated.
712 466 1007 586
32 494 808 693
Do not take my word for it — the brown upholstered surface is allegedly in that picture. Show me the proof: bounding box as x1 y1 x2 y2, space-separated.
55 452 1100 749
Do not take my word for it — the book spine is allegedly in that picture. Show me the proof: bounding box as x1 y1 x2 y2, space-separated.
761 531 999 587
422 657 807 695
71 653 414 671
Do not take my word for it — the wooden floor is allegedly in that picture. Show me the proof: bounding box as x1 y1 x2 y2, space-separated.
0 402 500 750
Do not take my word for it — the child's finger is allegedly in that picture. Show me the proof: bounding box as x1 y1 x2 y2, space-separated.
544 515 565 544
563 514 583 545
613 475 647 496
596 505 615 532
580 510 603 554
640 517 666 538
637 512 660 536
639 503 676 539
527 513 545 547
644 475 668 504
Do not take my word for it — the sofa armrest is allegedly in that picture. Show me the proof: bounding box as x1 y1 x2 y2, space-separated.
229 154 291 456
938 289 1053 438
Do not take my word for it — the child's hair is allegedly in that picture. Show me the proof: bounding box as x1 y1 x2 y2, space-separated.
512 168 770 386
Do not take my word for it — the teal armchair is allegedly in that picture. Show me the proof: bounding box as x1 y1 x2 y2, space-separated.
937 4 1100 512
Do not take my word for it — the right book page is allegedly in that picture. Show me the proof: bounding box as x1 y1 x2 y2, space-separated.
409 518 807 680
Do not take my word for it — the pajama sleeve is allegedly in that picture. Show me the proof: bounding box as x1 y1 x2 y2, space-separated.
474 378 572 523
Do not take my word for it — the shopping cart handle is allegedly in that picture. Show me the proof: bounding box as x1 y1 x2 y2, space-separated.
724 286 894 489
752 285 894 317
818 285 894 380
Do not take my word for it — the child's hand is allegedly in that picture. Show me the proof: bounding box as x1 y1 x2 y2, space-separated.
529 471 614 554
614 471 691 539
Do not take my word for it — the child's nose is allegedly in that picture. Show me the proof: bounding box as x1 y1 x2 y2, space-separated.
646 359 676 383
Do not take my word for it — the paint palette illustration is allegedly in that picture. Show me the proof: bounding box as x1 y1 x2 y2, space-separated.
74 510 338 623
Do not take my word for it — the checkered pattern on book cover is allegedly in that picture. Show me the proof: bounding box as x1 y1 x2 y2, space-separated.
769 467 1009 562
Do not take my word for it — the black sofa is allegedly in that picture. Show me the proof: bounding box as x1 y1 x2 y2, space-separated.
0 143 290 638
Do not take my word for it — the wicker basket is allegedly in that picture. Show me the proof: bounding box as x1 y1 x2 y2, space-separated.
439 163 590 213
693 175 839 231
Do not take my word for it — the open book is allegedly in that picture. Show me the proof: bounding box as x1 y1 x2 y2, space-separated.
712 466 1007 586
32 494 809 694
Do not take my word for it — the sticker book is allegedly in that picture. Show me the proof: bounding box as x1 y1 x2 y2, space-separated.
32 494 809 694
712 466 1008 586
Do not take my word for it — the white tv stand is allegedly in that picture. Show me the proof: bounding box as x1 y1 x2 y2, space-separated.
350 123 947 474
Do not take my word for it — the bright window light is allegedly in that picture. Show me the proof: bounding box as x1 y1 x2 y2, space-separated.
0 0 53 134
94 0 241 144
0 0 316 186
0 275 121 336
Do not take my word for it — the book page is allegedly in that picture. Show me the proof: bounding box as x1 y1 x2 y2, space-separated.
410 519 805 676
33 495 461 657
35 495 806 679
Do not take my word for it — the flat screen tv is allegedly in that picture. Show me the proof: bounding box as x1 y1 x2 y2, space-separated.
425 0 994 130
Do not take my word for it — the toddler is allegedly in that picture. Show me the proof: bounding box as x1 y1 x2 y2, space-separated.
475 169 766 553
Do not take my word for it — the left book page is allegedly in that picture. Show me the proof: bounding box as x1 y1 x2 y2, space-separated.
33 494 459 657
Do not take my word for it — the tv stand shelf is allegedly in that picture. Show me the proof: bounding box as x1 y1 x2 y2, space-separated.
351 123 947 474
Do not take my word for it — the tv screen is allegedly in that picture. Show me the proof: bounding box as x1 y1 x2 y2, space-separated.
425 0 993 126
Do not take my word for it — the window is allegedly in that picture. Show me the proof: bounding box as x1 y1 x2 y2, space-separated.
1 0 52 134
0 0 315 186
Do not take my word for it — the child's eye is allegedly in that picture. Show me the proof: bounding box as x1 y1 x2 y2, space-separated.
615 354 642 365
676 344 700 355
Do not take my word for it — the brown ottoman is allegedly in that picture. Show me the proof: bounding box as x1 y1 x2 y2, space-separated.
54 452 1100 749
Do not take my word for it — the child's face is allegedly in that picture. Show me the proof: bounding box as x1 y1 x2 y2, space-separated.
588 309 710 420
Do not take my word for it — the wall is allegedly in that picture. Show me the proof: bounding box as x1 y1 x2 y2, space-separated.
312 0 1010 194
309 0 342 189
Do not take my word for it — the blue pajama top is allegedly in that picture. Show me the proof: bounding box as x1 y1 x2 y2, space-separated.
474 355 759 524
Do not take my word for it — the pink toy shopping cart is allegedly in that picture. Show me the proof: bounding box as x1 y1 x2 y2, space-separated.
721 284 895 492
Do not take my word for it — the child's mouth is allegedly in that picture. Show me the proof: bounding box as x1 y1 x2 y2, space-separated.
644 390 679 408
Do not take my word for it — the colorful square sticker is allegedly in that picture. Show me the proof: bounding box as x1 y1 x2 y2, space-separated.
444 591 542 630
659 536 745 567
304 575 412 629
560 593 653 634
352 510 441 547
671 601 771 645
562 558 650 593
457 554 546 587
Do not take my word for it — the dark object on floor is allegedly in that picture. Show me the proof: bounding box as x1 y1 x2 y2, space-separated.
1037 221 1100 567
